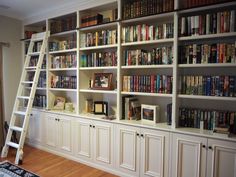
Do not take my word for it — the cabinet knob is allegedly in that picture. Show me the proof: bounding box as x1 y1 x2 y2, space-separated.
140 134 144 138
136 133 140 137
202 145 206 148
208 146 213 150
93 125 95 128
90 125 92 128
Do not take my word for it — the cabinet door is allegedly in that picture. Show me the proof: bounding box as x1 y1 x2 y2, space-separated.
75 119 92 159
94 121 113 166
45 114 57 148
28 111 42 143
58 116 72 153
116 125 140 177
140 128 169 177
171 133 207 177
207 139 236 177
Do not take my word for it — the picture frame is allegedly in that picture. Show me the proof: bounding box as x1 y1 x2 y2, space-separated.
94 101 108 116
141 104 160 124
92 73 113 90
53 96 66 110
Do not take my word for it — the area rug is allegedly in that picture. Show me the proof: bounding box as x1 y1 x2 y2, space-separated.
0 161 39 177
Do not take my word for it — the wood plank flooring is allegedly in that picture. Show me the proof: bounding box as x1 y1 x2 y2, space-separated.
0 145 118 177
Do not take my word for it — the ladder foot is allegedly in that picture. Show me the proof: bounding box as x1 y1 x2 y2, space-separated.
1 146 9 158
15 149 23 165
19 159 23 165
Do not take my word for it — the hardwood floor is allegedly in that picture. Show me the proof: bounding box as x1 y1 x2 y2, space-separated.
0 145 118 177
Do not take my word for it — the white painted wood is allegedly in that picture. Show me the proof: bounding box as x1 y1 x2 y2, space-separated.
121 39 174 47
207 139 236 177
140 128 170 177
121 65 173 69
45 114 57 148
171 133 207 177
121 92 173 97
116 124 140 177
79 44 118 51
49 48 77 54
57 116 72 153
75 119 92 159
28 110 43 144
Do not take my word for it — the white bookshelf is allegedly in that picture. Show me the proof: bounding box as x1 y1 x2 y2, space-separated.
178 94 236 101
49 88 77 92
79 66 117 70
50 29 77 37
49 68 77 71
121 65 173 69
49 48 77 54
79 89 117 94
79 21 118 32
178 63 236 68
79 44 118 51
121 91 173 97
121 38 174 46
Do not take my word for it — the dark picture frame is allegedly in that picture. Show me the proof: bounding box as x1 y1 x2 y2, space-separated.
94 101 108 116
92 73 113 90
141 104 160 124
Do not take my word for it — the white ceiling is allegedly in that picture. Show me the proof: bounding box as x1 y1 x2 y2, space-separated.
0 0 83 20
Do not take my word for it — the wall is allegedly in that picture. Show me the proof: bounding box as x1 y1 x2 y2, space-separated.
0 15 22 123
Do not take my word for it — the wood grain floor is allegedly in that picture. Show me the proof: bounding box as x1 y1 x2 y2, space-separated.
0 145 118 177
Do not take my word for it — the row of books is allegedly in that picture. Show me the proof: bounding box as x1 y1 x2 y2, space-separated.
181 0 232 9
180 75 236 97
180 10 235 36
179 107 236 134
49 38 76 51
50 16 76 34
80 30 117 47
80 52 117 67
51 75 77 89
29 57 46 69
122 0 174 20
123 75 173 93
178 42 236 64
33 94 47 108
122 23 174 43
123 46 173 66
51 54 77 69
33 42 42 52
122 96 141 120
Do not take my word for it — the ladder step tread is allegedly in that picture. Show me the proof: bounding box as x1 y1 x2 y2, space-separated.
25 66 37 69
17 96 30 99
10 126 23 132
14 111 26 116
28 52 40 56
7 142 19 149
21 81 34 84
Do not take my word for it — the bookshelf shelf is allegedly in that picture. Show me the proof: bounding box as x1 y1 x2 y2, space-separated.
50 30 77 37
178 94 236 101
79 21 118 32
178 32 236 41
121 38 174 46
121 92 173 98
121 65 173 69
178 1 236 14
122 12 175 24
178 63 236 68
49 48 77 54
49 88 77 92
79 66 117 70
79 44 118 51
49 68 77 71
79 89 117 94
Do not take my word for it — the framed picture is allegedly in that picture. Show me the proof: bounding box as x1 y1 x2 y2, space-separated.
92 73 113 90
94 101 108 116
141 104 160 124
53 96 66 110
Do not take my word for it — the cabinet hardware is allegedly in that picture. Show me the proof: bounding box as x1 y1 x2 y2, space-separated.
140 134 144 138
93 125 95 128
90 125 92 127
202 145 206 148
136 133 140 136
208 146 213 150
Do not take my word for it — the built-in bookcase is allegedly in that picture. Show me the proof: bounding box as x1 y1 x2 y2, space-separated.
22 0 236 135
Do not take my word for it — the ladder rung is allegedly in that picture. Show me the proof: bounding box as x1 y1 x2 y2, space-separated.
32 38 43 42
14 111 26 116
25 66 37 70
21 81 34 84
7 142 19 149
10 126 23 132
28 52 40 56
17 96 30 99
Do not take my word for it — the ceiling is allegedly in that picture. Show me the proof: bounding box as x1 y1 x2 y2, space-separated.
0 0 82 20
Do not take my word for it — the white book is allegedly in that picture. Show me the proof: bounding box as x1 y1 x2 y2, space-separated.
181 17 186 36
206 14 210 35
194 16 199 35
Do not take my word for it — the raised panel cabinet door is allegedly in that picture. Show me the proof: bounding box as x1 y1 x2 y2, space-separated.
171 133 207 177
75 120 92 159
116 125 140 177
29 112 42 143
94 122 113 165
207 139 236 177
45 115 57 148
140 128 169 177
58 116 72 153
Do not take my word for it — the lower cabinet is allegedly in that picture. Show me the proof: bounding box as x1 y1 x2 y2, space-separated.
28 110 44 144
74 118 114 168
45 113 72 154
115 124 169 177
171 133 236 177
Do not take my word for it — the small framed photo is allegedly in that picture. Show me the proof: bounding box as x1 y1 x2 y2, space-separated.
141 104 160 124
92 73 113 90
94 101 108 116
53 96 66 110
